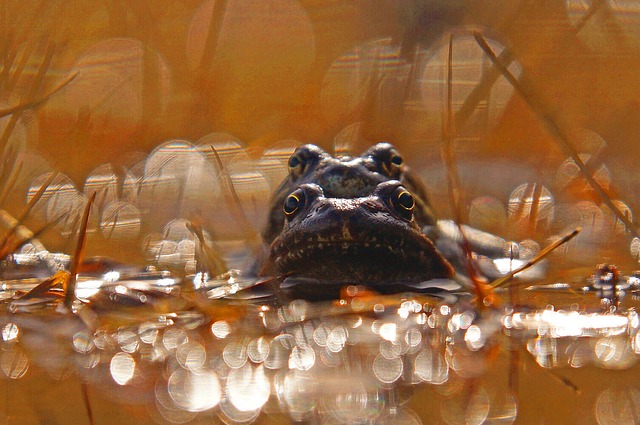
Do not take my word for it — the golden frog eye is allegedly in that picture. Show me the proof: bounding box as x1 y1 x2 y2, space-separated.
392 187 414 221
283 189 306 217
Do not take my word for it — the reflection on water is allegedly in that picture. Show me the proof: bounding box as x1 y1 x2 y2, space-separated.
1 260 640 423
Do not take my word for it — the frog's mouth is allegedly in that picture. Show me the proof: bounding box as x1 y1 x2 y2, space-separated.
270 230 453 283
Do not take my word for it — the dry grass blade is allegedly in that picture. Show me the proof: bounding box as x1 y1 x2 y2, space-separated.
16 270 69 301
82 383 95 425
0 36 17 90
24 210 70 241
0 213 33 259
209 145 260 247
4 4 63 97
454 48 513 131
23 41 57 102
573 0 606 33
0 171 58 256
88 74 131 115
548 369 582 395
440 35 491 302
510 182 544 235
65 192 97 309
186 220 228 277
0 209 68 263
19 170 59 223
442 36 462 221
0 72 79 119
491 227 581 289
0 41 57 152
4 36 40 95
11 0 48 46
198 0 228 74
473 32 640 240
0 159 23 206
0 143 18 186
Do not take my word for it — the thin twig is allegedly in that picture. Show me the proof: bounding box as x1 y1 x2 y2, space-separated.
0 72 79 119
81 383 95 425
65 192 96 309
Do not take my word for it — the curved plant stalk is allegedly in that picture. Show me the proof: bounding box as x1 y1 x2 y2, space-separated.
65 192 97 309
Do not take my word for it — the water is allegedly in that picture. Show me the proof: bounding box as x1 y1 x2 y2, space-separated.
0 257 638 424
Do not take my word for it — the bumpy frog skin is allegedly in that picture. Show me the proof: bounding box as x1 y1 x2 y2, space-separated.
262 143 514 285
269 181 454 282
262 143 437 244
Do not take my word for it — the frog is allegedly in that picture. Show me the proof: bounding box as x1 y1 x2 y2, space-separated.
262 143 437 244
261 143 517 286
268 180 454 284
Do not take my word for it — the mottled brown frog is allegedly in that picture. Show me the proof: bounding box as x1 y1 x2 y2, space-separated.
268 180 454 283
262 143 437 244
260 142 519 293
261 143 466 286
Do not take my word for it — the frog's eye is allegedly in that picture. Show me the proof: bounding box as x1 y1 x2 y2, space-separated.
391 187 414 221
288 153 307 177
283 189 306 217
288 154 302 169
367 143 403 177
288 145 322 178
390 153 403 167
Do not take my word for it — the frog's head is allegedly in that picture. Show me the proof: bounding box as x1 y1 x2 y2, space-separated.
268 180 453 282
262 143 436 243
